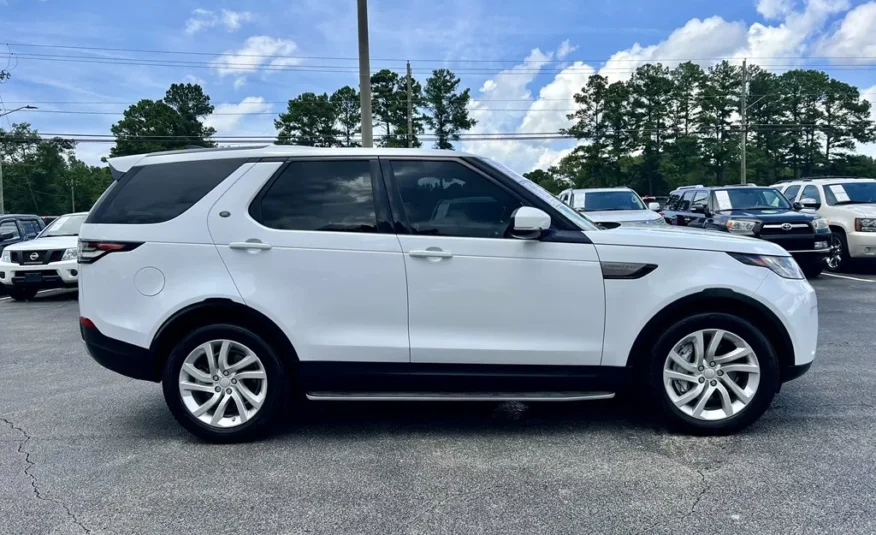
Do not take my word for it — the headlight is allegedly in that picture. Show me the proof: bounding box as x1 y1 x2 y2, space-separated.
61 247 78 261
0 250 10 263
812 218 829 231
728 252 804 279
855 218 876 232
726 219 758 234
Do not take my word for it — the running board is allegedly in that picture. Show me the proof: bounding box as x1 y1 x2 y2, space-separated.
305 391 615 402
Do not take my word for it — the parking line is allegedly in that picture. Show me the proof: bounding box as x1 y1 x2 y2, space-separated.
822 273 875 283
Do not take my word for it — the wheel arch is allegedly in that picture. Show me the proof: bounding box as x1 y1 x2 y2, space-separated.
627 289 795 384
150 298 298 377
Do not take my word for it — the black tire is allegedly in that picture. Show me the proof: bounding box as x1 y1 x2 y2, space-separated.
826 230 850 272
801 261 823 278
647 313 779 436
162 324 288 443
8 287 38 301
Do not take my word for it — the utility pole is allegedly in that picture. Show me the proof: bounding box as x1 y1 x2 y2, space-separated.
740 58 747 185
406 61 413 148
357 0 373 148
71 181 75 212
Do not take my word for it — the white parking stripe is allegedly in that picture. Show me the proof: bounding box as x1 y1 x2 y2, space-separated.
822 273 876 283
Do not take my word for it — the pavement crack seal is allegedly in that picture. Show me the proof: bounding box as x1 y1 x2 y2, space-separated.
681 468 710 521
0 418 92 534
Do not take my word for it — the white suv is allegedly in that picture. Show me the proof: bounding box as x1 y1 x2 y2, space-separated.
79 146 817 442
557 187 665 227
773 178 876 270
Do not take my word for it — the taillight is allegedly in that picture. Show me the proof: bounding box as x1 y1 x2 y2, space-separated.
80 316 96 329
78 240 142 264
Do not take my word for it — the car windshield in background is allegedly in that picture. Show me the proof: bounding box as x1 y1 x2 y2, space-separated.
713 188 790 211
580 191 645 212
824 182 876 205
41 214 87 237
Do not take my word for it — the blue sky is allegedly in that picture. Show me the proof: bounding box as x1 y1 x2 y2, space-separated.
1 0 876 171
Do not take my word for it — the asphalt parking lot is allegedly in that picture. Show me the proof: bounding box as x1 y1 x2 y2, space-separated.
1 273 875 535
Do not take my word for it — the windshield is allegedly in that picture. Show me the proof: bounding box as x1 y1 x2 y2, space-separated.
824 182 876 205
577 191 645 211
713 188 791 211
478 158 600 231
40 214 87 237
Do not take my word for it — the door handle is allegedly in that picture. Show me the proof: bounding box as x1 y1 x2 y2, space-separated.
229 240 272 251
409 249 453 259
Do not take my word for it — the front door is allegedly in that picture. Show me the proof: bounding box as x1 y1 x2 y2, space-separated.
383 158 605 367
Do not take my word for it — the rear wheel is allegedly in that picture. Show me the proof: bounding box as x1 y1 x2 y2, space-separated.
8 287 38 301
162 324 288 443
648 313 779 435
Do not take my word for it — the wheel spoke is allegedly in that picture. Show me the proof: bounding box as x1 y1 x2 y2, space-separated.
673 383 705 407
227 354 257 373
235 370 266 381
706 330 725 361
669 349 697 373
210 394 233 425
230 391 249 424
692 331 705 368
180 381 215 393
202 343 218 375
182 363 212 384
720 375 752 404
691 385 715 418
218 341 231 371
237 383 263 409
713 347 751 364
715 382 734 416
721 364 760 375
192 392 222 417
665 370 699 383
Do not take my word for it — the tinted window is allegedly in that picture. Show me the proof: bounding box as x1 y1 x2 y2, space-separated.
679 191 695 211
88 159 245 224
390 160 522 239
20 220 42 238
253 160 377 232
692 191 709 208
0 221 21 240
782 185 800 201
579 191 645 211
801 185 821 203
666 193 680 210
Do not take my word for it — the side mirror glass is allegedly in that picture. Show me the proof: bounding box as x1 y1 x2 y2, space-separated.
792 201 803 211
0 232 14 242
648 202 661 211
800 198 820 210
510 207 551 240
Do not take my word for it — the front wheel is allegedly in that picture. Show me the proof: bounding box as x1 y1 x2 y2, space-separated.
162 324 288 443
7 287 38 301
825 231 850 272
648 313 779 435
801 261 823 278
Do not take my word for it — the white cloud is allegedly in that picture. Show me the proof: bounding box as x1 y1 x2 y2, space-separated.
757 0 794 20
184 9 253 35
211 36 301 78
741 0 850 61
203 96 273 135
816 2 876 64
520 61 595 134
556 39 577 60
233 77 247 90
183 74 206 86
857 85 876 158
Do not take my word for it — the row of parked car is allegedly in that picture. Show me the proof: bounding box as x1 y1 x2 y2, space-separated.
558 177 876 277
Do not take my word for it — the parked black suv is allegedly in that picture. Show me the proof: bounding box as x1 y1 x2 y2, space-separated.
662 185 831 277
0 214 45 254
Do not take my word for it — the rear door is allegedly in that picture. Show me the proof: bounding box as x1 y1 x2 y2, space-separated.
209 158 410 364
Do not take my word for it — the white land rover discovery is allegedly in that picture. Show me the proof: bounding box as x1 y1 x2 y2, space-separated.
79 146 818 442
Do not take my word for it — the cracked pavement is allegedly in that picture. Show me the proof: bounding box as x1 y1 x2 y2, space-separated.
1 277 875 535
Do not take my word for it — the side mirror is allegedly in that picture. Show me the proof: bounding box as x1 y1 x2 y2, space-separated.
792 201 803 211
691 205 705 214
648 202 661 211
0 232 14 242
800 198 820 210
510 207 551 240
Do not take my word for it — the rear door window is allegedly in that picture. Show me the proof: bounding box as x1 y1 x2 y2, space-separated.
87 159 246 224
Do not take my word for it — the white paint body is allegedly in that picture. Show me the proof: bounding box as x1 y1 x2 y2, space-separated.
0 235 80 287
78 146 818 378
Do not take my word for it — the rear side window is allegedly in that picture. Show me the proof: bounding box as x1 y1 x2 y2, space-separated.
250 160 377 233
87 159 245 224
782 185 800 201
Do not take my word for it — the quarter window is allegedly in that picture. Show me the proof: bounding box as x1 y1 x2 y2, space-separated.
252 160 377 233
389 160 524 239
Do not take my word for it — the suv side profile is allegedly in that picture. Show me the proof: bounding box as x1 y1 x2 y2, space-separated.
80 147 817 442
773 178 876 271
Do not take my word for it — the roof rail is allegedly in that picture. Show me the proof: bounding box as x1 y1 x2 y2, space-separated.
143 145 271 158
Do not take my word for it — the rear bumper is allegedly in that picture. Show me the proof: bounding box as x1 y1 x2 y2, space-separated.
783 362 812 383
81 322 160 382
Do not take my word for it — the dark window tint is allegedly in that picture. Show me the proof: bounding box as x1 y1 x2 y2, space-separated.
88 159 245 224
692 191 709 208
0 221 21 240
390 160 523 239
253 160 377 232
679 191 696 211
782 185 800 201
20 220 42 238
666 193 681 210
801 185 821 203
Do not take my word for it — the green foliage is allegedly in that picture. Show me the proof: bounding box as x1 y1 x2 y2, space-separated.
275 92 339 147
423 69 476 150
331 86 362 147
1 123 111 215
109 83 216 157
370 69 424 148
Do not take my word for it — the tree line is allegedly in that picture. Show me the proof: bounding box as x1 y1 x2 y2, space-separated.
524 61 876 195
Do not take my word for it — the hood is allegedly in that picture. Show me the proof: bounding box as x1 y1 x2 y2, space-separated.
716 208 814 222
835 203 876 217
586 225 789 256
582 209 663 223
4 235 79 251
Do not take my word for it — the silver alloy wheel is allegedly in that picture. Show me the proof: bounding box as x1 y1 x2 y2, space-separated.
826 235 843 270
178 339 268 428
663 329 760 421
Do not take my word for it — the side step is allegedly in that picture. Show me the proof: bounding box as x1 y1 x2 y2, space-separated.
305 391 615 402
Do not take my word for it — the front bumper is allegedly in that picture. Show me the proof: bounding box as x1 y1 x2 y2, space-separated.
756 274 818 377
81 321 161 382
0 259 79 288
845 231 876 259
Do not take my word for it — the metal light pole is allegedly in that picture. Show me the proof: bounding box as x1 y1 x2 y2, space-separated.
357 0 373 148
0 105 39 215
